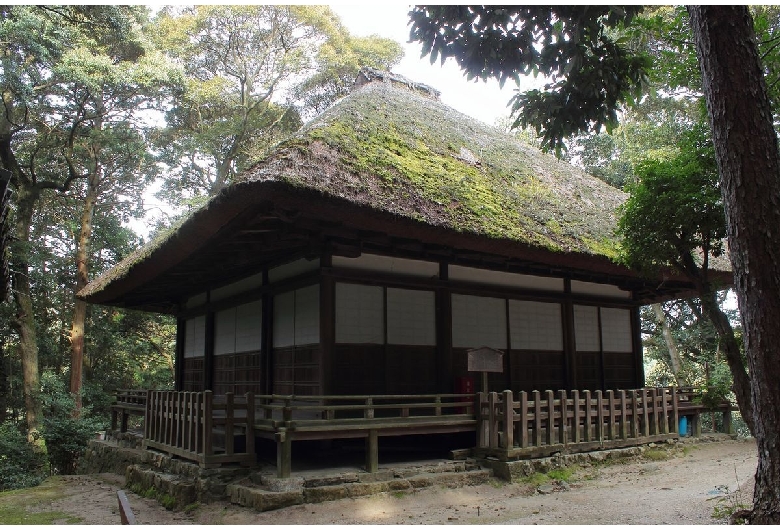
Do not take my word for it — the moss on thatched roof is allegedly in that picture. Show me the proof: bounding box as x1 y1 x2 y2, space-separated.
245 79 626 258
80 74 646 308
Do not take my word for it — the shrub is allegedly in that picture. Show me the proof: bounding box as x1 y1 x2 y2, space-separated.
0 423 47 491
42 415 103 475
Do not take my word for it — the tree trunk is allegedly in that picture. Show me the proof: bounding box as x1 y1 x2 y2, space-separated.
651 304 684 386
9 186 43 443
698 291 754 434
69 171 99 417
689 5 780 523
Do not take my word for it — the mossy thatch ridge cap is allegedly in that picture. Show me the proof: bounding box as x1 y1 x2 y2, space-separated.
241 80 627 257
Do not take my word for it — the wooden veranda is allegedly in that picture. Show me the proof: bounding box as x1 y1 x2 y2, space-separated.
110 386 731 478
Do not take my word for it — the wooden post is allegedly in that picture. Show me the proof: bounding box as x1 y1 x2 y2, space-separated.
533 390 542 447
477 392 488 448
671 387 679 436
366 429 379 473
276 430 291 478
661 388 669 434
519 391 529 449
607 390 616 440
546 390 555 446
595 390 604 443
225 393 235 456
488 392 498 449
203 391 213 459
435 396 442 417
619 390 628 440
650 388 660 435
642 388 650 437
245 392 255 456
583 390 592 442
502 390 514 449
365 397 374 420
144 390 152 445
557 390 567 445
572 390 581 444
630 390 639 439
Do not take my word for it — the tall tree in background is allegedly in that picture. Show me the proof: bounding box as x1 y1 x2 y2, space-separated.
410 5 780 521
0 5 176 429
153 5 402 205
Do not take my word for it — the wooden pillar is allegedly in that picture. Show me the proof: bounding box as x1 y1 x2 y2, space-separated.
436 262 452 393
583 389 592 442
595 390 604 442
204 311 215 392
562 279 577 390
276 430 291 478
366 429 379 473
519 391 528 448
502 389 514 449
320 256 335 396
546 390 555 445
572 389 581 444
175 317 186 391
631 305 645 388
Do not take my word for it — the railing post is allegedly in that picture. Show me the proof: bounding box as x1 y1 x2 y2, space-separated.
488 392 499 449
650 388 660 435
583 390 592 442
365 397 374 420
143 390 152 449
629 390 639 439
366 429 379 472
435 396 442 417
502 390 514 449
558 390 569 445
519 391 529 449
203 391 213 459
283 397 293 426
533 390 542 447
595 390 604 443
607 390 616 440
545 390 555 446
477 392 487 448
661 388 670 434
225 393 235 456
619 390 628 440
642 388 650 437
276 430 291 478
245 392 255 455
571 390 580 444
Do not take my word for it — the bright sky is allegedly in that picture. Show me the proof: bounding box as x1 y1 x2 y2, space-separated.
330 3 522 127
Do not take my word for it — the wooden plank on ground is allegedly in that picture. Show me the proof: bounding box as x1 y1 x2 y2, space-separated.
117 490 136 525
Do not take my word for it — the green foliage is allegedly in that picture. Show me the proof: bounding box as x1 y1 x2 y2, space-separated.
39 372 105 475
644 448 670 461
0 423 47 491
617 124 725 278
409 6 650 152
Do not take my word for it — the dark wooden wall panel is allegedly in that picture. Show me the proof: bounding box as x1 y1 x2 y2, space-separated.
332 344 384 395
603 351 636 390
385 345 437 394
509 350 565 393
576 351 602 390
182 357 204 392
272 345 321 395
212 351 263 395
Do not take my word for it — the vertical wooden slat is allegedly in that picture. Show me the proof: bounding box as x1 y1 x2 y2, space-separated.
435 396 442 417
366 429 379 472
607 390 616 440
619 390 628 439
558 390 567 445
488 392 499 449
661 388 670 434
245 392 255 456
642 388 650 437
276 430 291 478
477 392 487 448
203 390 213 460
650 388 659 435
225 393 235 456
545 390 555 446
672 387 680 435
572 390 581 444
630 390 639 439
533 390 542 447
519 391 529 449
503 390 514 449
583 390 592 442
595 390 604 442
365 397 374 420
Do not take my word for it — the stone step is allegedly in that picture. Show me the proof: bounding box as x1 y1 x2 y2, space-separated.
226 467 492 512
125 465 198 508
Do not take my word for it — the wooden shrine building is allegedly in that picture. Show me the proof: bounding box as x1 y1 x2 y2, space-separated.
80 70 724 404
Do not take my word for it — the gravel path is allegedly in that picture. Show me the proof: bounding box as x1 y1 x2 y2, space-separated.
42 437 757 525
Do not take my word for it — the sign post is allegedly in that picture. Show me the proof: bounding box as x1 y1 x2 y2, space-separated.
467 346 505 394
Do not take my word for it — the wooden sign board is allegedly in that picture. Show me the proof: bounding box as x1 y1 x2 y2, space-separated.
467 347 504 373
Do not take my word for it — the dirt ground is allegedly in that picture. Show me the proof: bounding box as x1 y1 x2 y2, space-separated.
28 437 757 525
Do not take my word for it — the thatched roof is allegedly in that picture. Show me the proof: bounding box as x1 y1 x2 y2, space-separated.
79 71 723 313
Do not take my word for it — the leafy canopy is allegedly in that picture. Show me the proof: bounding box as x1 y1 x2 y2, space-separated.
409 5 650 152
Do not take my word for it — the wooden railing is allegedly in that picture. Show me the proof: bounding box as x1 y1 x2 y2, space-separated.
252 393 477 478
143 391 256 468
476 388 679 460
111 389 148 432
676 386 737 436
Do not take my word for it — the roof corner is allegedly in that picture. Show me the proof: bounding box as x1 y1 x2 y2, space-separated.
354 67 441 101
